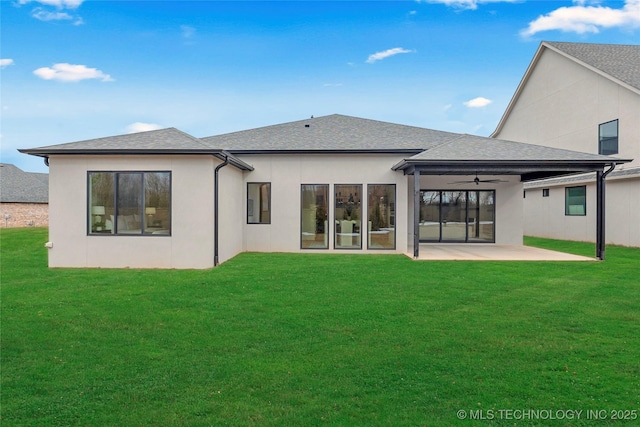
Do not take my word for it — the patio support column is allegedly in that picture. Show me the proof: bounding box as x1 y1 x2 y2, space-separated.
413 169 420 259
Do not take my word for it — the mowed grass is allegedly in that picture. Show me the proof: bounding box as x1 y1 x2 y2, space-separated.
1 228 639 426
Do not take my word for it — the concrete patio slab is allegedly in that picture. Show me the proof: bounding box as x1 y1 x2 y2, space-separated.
407 244 594 261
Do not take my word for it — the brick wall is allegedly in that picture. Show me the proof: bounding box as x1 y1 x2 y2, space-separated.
0 203 49 228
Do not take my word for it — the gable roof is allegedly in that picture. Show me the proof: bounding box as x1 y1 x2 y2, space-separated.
201 114 461 153
19 127 253 171
492 41 640 137
545 41 640 92
0 163 48 203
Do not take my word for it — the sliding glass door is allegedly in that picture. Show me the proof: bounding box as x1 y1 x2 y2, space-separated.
419 190 495 243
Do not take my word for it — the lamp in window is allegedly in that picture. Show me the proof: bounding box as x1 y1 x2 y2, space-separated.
92 205 105 231
145 207 156 226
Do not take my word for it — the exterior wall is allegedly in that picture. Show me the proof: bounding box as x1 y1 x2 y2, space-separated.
413 175 523 246
0 203 48 228
217 162 245 264
495 47 640 247
47 155 217 269
496 48 640 170
525 175 640 247
236 154 409 254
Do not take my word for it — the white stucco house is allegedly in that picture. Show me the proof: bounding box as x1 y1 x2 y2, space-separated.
20 113 628 269
492 41 640 248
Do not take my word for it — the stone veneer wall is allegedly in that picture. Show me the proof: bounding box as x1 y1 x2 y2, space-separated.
0 203 49 228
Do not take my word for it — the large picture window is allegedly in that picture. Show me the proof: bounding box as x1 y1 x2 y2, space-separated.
335 184 362 249
367 184 395 249
419 190 495 243
565 186 586 216
88 171 171 235
247 183 271 224
599 119 618 155
301 184 329 249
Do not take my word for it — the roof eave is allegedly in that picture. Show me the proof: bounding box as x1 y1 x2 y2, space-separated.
18 148 254 171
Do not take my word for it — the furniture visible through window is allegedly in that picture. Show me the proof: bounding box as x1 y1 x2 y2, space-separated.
247 183 271 224
301 184 329 249
335 184 362 249
367 184 395 249
419 190 495 243
88 171 171 235
599 119 618 155
565 185 586 216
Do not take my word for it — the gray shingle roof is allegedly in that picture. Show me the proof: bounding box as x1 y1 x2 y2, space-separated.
201 114 460 152
0 164 48 203
23 127 213 153
545 41 640 91
19 128 253 171
408 134 621 162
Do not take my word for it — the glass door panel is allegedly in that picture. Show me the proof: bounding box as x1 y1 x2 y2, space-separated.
419 191 440 241
441 191 467 242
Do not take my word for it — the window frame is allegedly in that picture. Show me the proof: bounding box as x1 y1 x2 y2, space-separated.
565 185 586 216
419 189 496 243
247 182 271 225
598 119 619 155
300 184 330 250
367 184 396 250
334 184 363 250
87 171 172 236
542 188 549 197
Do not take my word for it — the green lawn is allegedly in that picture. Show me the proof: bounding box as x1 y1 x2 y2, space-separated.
2 228 639 426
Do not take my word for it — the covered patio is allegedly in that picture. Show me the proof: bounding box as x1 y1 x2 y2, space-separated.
407 244 593 261
392 135 631 261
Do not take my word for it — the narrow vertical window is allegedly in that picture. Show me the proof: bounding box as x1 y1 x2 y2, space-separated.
335 184 362 249
599 119 618 155
301 184 328 249
89 172 114 233
367 184 395 249
542 188 549 197
247 183 271 224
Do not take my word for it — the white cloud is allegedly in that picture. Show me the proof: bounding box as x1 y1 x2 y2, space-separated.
181 25 196 39
464 97 492 107
419 0 518 11
521 0 640 36
0 59 15 68
126 122 163 134
366 47 414 64
31 7 73 21
18 0 85 9
33 63 114 82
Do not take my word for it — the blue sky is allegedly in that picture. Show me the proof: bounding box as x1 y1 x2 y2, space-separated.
2 0 639 172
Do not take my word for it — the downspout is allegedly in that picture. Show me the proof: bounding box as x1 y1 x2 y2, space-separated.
596 162 616 261
44 156 50 167
214 154 229 266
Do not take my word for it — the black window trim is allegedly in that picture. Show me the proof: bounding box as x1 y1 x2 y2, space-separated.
300 183 330 250
87 170 172 237
598 119 619 155
419 189 496 244
246 182 272 225
565 185 587 216
366 183 397 250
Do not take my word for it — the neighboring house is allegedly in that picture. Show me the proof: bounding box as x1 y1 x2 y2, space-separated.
0 163 49 228
492 41 640 248
19 114 627 269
